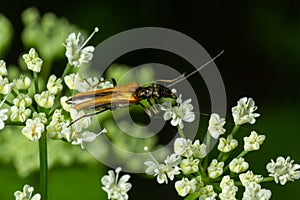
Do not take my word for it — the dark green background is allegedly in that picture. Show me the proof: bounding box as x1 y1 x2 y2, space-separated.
0 1 299 199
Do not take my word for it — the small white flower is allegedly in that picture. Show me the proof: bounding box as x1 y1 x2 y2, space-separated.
232 97 260 125
144 148 181 184
266 156 300 185
175 177 197 197
101 167 132 200
218 134 238 153
14 184 41 200
219 176 238 200
47 74 63 95
22 118 45 141
32 112 47 124
199 185 217 200
180 157 199 174
239 170 263 187
207 159 224 179
174 137 193 157
161 94 195 129
229 157 249 174
0 60 7 76
0 75 13 94
69 130 106 149
191 139 207 158
243 131 266 151
13 75 31 90
34 91 55 108
22 48 43 72
163 153 181 180
13 94 32 107
242 183 271 200
64 73 81 90
70 108 92 132
0 108 8 130
64 27 98 68
10 105 31 122
60 96 72 112
208 113 226 139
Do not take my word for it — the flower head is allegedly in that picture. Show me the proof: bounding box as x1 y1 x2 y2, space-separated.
207 159 224 179
243 131 266 151
239 170 263 187
34 91 55 108
266 156 300 185
219 176 238 200
174 137 193 157
64 27 98 68
242 183 271 200
229 157 249 174
144 147 181 184
13 94 32 107
23 48 43 72
13 75 31 90
47 74 63 95
14 184 41 200
180 157 199 174
22 118 45 141
68 130 106 149
218 134 238 153
175 177 197 197
232 97 260 125
10 105 31 122
0 75 13 94
0 60 7 76
199 185 217 200
161 94 195 129
208 113 226 139
101 167 132 200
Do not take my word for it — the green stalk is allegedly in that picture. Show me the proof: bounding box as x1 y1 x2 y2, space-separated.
177 126 185 138
39 131 48 200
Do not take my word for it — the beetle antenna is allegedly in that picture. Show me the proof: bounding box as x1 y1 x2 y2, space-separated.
167 50 224 87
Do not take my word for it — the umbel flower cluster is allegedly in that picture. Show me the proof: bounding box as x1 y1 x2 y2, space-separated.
0 27 110 150
143 97 300 200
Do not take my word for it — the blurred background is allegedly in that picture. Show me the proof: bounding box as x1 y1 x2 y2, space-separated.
0 0 299 199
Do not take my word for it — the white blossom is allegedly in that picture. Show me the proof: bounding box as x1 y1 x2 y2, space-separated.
229 157 249 174
0 60 7 76
70 108 91 132
239 170 263 187
64 27 98 68
218 134 238 153
10 105 31 122
266 156 300 185
0 75 13 94
243 131 266 151
232 97 260 125
174 137 193 157
47 74 63 95
13 75 31 90
219 176 238 200
34 91 55 108
208 159 224 179
22 48 43 72
175 177 197 197
180 157 199 174
101 167 132 200
161 94 195 129
69 130 106 149
0 108 8 130
22 118 45 141
199 185 217 200
191 139 207 158
242 183 271 200
60 96 72 112
14 184 41 200
13 94 32 107
208 113 226 139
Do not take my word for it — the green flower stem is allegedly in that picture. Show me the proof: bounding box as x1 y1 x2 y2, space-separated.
61 63 73 80
33 72 39 94
236 150 248 159
231 125 240 137
260 177 274 183
39 131 48 200
5 121 25 126
177 126 185 138
203 131 212 168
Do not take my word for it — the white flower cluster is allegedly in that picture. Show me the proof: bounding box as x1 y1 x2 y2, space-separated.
14 184 41 200
101 167 132 200
145 96 300 199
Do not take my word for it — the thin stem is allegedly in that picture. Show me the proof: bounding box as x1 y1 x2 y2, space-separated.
39 132 48 200
260 177 274 183
231 125 240 137
61 63 73 81
177 126 185 138
34 72 39 94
